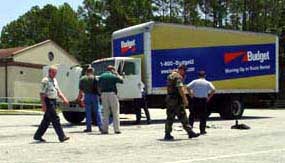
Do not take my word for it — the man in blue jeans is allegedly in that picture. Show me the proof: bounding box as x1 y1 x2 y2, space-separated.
77 66 102 132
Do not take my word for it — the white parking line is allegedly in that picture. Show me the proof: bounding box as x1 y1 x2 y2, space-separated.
166 148 285 163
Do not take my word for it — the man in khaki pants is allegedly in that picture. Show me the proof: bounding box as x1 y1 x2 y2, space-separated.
98 65 123 134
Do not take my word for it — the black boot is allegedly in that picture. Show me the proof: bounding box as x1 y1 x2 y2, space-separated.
33 136 46 142
146 120 151 124
188 131 200 138
164 133 174 140
200 130 207 135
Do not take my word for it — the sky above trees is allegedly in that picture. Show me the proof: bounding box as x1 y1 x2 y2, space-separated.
0 0 82 31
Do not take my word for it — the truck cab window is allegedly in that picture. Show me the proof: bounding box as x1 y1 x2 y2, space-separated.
92 60 115 76
122 62 136 75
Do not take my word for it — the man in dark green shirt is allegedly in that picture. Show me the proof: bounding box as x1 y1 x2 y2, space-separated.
77 67 102 132
99 65 123 134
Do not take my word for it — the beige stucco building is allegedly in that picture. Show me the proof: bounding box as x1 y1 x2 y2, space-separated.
0 40 79 100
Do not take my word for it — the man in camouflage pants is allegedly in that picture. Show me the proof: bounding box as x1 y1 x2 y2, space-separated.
164 65 199 140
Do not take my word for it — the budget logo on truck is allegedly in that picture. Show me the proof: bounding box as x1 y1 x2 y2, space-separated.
224 50 270 64
113 33 144 57
121 40 136 54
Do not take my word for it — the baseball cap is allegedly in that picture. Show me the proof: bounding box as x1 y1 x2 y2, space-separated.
107 65 116 71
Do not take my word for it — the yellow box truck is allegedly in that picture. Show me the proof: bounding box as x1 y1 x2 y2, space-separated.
111 21 279 119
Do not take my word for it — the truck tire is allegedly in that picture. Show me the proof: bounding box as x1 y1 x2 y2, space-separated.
62 111 85 124
219 99 244 119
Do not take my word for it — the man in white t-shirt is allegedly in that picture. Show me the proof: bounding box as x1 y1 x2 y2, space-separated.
187 71 215 135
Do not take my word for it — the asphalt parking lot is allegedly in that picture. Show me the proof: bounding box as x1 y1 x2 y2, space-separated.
0 108 285 163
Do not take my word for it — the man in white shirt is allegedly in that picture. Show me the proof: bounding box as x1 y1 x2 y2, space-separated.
34 65 70 142
187 71 215 135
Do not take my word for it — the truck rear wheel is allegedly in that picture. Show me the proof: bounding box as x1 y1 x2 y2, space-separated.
219 99 244 119
62 111 85 124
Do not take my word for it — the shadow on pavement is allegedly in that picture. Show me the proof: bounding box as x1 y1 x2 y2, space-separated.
120 115 273 126
30 141 60 144
68 130 85 134
31 123 78 129
240 116 273 120
157 138 183 142
120 120 154 126
157 138 200 142
27 115 273 128
207 115 273 121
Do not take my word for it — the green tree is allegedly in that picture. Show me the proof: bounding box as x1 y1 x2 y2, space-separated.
78 0 108 62
104 0 130 32
124 0 153 24
152 0 183 23
228 0 244 30
182 0 200 25
53 3 86 61
198 0 228 28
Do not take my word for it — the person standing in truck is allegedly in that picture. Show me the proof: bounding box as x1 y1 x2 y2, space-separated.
98 65 124 134
187 70 215 135
34 65 70 142
77 66 102 132
164 64 199 140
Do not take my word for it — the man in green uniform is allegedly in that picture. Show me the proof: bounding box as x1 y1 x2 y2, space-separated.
164 65 199 140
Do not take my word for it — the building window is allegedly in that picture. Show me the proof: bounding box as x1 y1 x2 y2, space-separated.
48 52 54 61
